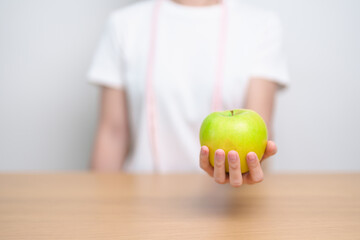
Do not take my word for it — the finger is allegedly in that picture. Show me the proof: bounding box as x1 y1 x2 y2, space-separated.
228 150 243 187
213 149 226 184
244 152 264 184
261 140 277 161
199 146 214 177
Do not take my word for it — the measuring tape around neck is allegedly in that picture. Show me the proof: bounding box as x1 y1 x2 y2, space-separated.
145 0 228 172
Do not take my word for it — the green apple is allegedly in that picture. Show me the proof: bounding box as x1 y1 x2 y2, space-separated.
199 109 268 173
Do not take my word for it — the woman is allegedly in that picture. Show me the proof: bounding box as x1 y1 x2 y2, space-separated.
88 0 288 187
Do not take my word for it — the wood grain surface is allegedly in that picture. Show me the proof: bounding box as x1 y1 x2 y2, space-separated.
0 173 359 239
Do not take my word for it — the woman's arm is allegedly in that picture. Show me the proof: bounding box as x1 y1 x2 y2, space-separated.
91 87 130 171
244 77 278 139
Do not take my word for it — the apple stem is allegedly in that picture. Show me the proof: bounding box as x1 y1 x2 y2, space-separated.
231 110 234 116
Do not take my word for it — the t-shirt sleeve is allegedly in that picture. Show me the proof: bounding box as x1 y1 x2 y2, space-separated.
87 14 124 89
249 13 289 87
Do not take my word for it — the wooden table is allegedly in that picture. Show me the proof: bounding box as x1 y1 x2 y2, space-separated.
0 173 359 239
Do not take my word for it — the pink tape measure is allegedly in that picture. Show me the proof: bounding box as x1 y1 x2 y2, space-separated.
145 0 228 171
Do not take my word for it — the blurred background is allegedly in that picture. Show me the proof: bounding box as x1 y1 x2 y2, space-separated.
0 0 359 172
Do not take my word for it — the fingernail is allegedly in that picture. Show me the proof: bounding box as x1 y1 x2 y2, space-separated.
215 150 224 158
229 153 237 162
248 153 256 162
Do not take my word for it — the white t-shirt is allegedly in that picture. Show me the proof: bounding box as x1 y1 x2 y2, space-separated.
88 0 289 173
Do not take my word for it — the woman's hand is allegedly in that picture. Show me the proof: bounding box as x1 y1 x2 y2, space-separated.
199 141 277 187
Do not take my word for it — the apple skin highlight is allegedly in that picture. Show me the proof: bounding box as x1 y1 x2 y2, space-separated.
199 109 268 173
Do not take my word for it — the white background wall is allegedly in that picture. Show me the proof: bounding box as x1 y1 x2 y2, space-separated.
0 0 359 172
